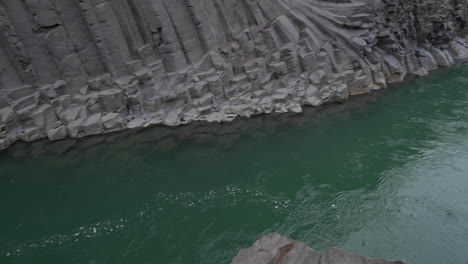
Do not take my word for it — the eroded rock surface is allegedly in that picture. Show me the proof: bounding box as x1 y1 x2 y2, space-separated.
232 233 406 264
1 0 468 149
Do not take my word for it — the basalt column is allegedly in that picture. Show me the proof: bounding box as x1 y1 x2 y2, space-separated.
1 0 468 149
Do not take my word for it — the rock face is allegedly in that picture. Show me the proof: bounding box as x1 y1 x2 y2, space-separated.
1 0 468 149
232 233 406 264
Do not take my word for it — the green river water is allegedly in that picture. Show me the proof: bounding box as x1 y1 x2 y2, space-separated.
1 64 468 264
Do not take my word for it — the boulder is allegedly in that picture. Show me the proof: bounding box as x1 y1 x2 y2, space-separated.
127 117 146 129
47 126 68 141
102 113 125 131
430 47 452 67
81 114 103 136
60 105 87 123
232 233 406 264
67 119 85 138
31 104 58 129
99 89 127 114
18 126 43 142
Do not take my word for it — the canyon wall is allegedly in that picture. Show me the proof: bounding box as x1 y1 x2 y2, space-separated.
1 0 468 149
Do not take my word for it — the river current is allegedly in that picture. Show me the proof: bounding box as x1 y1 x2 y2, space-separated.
1 64 468 264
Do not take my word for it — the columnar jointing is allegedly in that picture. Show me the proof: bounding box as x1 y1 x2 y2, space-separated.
1 0 468 149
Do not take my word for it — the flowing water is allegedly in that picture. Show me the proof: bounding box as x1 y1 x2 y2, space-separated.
2 64 468 264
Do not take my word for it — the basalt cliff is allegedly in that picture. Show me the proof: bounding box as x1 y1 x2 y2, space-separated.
1 0 468 149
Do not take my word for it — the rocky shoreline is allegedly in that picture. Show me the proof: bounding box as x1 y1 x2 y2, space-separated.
1 0 468 150
231 233 405 264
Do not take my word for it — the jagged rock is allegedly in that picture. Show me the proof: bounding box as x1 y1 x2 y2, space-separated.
450 39 468 59
102 113 125 131
431 47 452 67
413 68 430 77
417 49 439 71
38 80 67 101
67 119 84 138
232 233 406 264
81 114 103 136
127 117 146 129
1 0 468 149
60 106 87 123
47 126 68 141
7 86 35 101
31 104 58 129
10 93 39 113
99 89 127 114
0 107 15 124
18 126 42 142
0 139 7 149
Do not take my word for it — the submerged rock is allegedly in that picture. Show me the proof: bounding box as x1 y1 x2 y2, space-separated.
232 233 406 264
1 0 468 149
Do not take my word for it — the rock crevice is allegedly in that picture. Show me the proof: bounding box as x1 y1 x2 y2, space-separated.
1 0 468 149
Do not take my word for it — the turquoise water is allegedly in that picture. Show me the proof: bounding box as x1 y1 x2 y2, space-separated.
1 64 468 264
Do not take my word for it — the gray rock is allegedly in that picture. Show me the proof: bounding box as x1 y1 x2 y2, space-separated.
0 139 7 149
0 107 15 124
232 233 406 264
67 119 84 138
18 126 43 142
417 49 439 71
81 114 103 136
102 113 125 131
47 126 68 141
431 47 452 67
31 104 58 129
127 117 146 129
1 0 468 149
99 89 127 114
60 106 87 123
